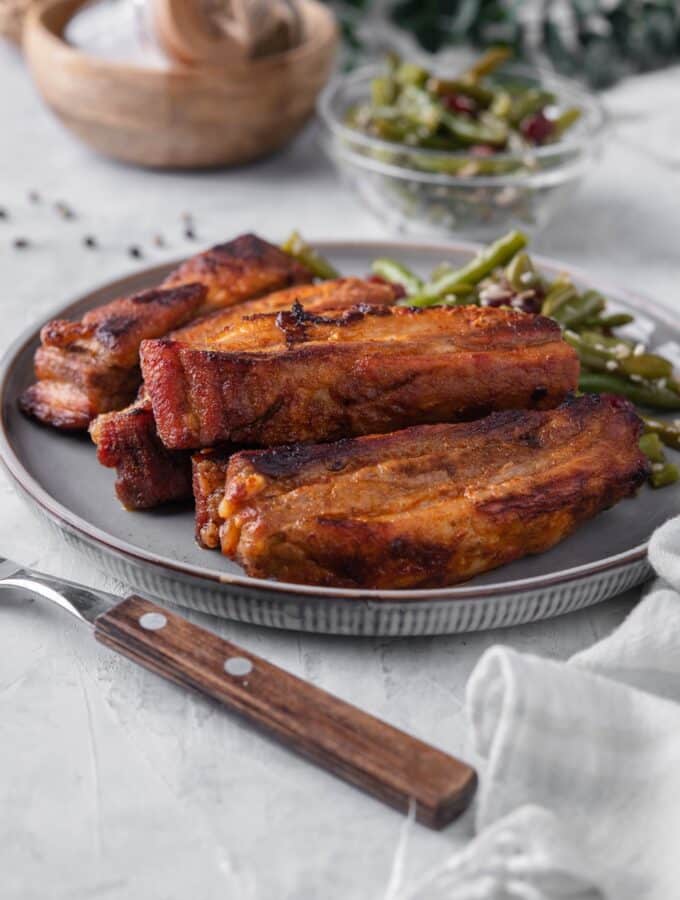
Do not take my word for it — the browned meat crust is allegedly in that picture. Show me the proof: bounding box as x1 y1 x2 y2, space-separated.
141 305 579 450
91 278 401 509
20 283 206 428
213 394 649 589
192 449 235 548
20 234 313 431
90 392 192 510
162 232 311 313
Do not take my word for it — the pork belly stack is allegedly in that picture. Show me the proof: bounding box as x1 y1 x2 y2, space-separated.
141 304 580 450
20 234 312 431
90 278 402 509
204 395 648 589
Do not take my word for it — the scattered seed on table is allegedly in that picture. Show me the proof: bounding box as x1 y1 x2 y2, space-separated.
153 234 165 248
181 211 193 224
0 208 7 220
28 190 41 204
83 235 97 249
184 227 196 240
13 238 29 249
128 245 143 259
55 201 75 220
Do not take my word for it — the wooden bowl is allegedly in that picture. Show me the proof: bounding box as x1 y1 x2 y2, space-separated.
23 0 338 169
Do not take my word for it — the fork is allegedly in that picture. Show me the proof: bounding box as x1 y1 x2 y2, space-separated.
0 555 477 829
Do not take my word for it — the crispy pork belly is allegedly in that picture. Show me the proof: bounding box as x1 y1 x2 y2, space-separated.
91 278 401 509
141 304 579 450
90 392 192 510
20 283 206 429
20 234 313 431
162 232 312 313
213 395 648 589
193 449 235 548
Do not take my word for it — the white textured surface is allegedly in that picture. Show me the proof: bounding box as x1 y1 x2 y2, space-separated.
1 42 678 899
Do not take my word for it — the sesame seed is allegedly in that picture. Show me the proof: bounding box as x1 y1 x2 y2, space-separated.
28 190 41 204
184 227 196 240
605 360 618 371
128 245 142 259
633 343 645 356
13 237 29 249
153 234 165 248
629 374 643 383
83 235 97 249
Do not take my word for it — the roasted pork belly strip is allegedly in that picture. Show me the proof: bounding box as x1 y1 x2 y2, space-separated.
91 278 401 509
20 234 312 431
193 449 235 549
212 394 648 589
141 305 579 450
90 391 193 510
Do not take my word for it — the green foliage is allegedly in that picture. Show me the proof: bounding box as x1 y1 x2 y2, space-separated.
328 0 680 87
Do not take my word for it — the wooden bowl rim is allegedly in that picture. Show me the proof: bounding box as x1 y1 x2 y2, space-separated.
25 0 338 80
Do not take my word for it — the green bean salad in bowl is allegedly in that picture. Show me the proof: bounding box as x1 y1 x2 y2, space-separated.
283 229 679 489
318 49 605 238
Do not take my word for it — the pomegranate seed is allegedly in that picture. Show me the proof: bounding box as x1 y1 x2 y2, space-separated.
520 111 554 145
444 94 477 116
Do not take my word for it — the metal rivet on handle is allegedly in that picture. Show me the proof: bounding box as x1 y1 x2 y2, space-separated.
139 612 168 631
224 657 253 677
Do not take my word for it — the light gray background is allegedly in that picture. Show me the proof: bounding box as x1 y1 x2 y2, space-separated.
1 41 678 900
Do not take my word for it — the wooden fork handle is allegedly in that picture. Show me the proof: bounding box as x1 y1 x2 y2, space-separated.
94 595 477 829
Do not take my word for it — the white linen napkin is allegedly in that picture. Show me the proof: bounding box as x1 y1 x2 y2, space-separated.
390 515 680 900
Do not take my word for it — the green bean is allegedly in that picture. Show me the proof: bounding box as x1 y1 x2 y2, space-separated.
552 107 582 138
578 372 680 410
371 258 423 295
407 230 527 307
280 231 339 280
650 462 680 488
564 331 617 372
490 90 512 119
463 46 512 81
397 85 443 133
441 110 508 147
541 281 578 318
578 330 634 351
620 354 673 380
555 290 606 328
508 89 556 126
639 432 665 463
398 282 474 307
643 416 680 451
505 251 541 291
427 77 494 107
395 61 428 88
581 313 635 329
371 76 397 107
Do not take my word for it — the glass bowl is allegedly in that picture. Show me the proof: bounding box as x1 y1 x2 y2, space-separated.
317 62 605 239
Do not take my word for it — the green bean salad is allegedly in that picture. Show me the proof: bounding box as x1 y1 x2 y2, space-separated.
283 230 680 489
344 48 582 176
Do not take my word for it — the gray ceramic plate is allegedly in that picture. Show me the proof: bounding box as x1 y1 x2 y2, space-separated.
1 241 678 636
